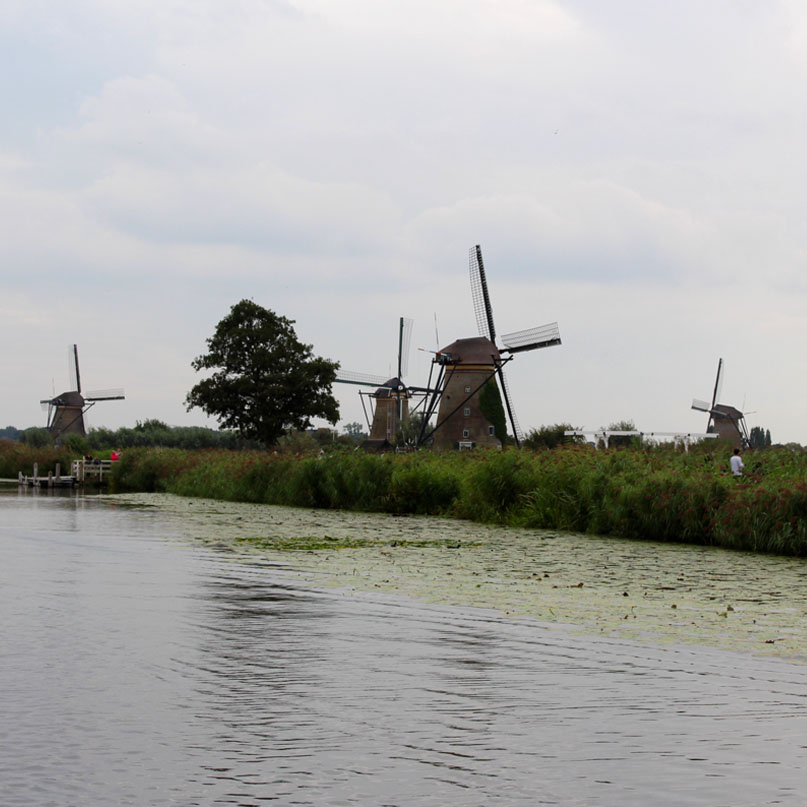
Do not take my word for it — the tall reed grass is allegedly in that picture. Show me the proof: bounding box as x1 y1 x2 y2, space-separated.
0 440 74 478
6 440 807 556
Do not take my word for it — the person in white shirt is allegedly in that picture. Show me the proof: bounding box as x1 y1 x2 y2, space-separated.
730 448 744 477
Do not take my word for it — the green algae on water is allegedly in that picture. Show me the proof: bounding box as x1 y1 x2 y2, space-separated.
107 492 807 662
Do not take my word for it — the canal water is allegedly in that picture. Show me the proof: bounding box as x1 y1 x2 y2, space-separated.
1 488 806 806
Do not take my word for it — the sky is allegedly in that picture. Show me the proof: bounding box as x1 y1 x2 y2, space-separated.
3 1 807 443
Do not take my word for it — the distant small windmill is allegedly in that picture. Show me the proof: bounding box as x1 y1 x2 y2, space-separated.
40 345 125 441
335 318 431 449
419 245 561 449
691 358 749 449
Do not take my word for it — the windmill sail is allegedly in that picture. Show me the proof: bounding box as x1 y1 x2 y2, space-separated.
711 358 724 409
397 317 413 379
501 322 562 353
84 388 125 401
497 366 523 444
40 345 125 440
69 344 81 393
426 244 562 450
335 370 390 388
690 357 749 448
469 245 496 342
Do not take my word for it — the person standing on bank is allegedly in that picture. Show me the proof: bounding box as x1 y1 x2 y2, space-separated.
730 448 745 477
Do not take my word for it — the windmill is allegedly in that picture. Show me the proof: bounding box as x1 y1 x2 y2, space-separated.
691 358 749 449
419 245 561 449
40 345 125 441
335 318 431 449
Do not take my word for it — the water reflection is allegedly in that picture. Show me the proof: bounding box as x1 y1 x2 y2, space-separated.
1 489 806 806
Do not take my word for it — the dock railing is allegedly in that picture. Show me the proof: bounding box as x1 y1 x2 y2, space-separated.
19 458 117 487
72 458 114 483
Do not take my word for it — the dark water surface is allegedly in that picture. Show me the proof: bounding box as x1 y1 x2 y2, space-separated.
1 489 806 806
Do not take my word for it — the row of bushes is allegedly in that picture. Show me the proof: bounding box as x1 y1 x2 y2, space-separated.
98 442 807 557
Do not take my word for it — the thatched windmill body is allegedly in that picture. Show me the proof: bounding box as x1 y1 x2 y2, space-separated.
419 246 561 449
40 345 125 441
691 358 749 449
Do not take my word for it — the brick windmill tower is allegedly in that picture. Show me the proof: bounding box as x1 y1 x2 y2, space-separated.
691 358 750 449
419 246 561 449
335 318 430 450
40 345 125 441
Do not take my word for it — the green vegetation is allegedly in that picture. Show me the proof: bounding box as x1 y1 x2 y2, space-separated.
750 425 773 449
186 299 340 444
18 427 52 447
604 419 639 448
88 419 263 451
6 420 261 452
0 440 74 478
231 534 476 551
85 441 807 557
523 423 580 450
479 379 508 444
8 433 807 557
342 422 369 443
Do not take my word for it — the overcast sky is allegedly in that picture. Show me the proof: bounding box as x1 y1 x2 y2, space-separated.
3 1 807 443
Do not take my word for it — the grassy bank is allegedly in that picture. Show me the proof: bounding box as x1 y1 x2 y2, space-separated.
6 439 807 556
93 443 807 557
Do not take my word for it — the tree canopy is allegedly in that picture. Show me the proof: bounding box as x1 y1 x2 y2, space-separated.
749 425 773 449
523 423 579 450
185 300 340 445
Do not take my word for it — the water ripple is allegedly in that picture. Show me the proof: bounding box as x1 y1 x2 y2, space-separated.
1 490 806 805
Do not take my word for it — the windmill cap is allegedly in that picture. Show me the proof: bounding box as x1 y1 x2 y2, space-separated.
374 378 406 397
52 390 84 406
438 336 500 364
713 404 744 419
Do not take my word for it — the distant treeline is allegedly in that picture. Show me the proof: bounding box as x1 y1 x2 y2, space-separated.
2 420 263 452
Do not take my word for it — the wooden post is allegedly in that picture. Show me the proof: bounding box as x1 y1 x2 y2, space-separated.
33 463 38 485
47 471 53 488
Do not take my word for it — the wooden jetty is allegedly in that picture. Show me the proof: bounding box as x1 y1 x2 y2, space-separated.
18 459 115 488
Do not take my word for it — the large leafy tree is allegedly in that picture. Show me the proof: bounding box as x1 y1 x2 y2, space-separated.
186 300 340 445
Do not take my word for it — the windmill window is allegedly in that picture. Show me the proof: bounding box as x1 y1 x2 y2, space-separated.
462 429 470 439
489 426 495 436
464 385 471 393
463 407 470 417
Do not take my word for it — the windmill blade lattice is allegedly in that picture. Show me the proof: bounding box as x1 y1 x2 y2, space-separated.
335 370 390 388
711 358 724 409
498 366 523 444
84 388 125 401
68 344 81 393
501 322 562 353
398 317 413 379
469 245 496 342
